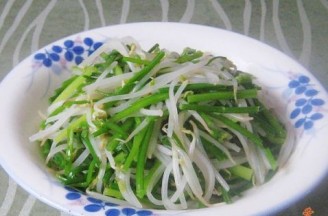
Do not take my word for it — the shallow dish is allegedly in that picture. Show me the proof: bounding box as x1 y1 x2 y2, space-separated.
0 22 328 216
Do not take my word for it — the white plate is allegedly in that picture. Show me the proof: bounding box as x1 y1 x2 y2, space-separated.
0 22 328 216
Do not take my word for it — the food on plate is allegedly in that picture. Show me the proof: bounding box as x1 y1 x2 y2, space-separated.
30 37 287 209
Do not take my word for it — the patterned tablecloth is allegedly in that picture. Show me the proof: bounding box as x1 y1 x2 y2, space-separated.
0 1 327 215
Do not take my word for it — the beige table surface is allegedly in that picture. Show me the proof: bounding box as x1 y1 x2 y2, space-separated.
0 1 327 215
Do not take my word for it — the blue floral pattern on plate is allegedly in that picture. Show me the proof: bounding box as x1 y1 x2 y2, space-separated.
33 37 103 67
288 75 325 130
65 187 153 216
29 36 104 96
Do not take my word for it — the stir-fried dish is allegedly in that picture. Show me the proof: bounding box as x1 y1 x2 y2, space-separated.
30 37 288 209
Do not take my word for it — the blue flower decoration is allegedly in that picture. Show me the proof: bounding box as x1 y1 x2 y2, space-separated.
288 75 325 130
65 186 82 200
84 37 103 56
33 37 103 68
64 187 153 215
63 39 85 64
34 50 61 67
